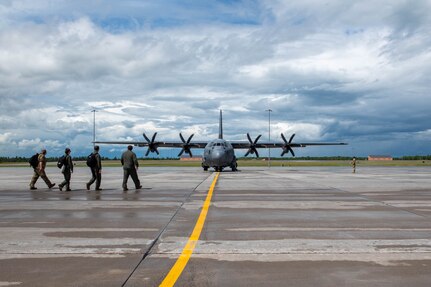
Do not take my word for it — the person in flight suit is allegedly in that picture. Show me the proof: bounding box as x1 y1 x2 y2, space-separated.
351 157 357 173
29 149 55 190
86 145 102 191
121 145 142 191
59 148 73 191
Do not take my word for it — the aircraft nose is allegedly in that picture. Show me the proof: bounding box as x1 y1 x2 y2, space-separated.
212 149 223 161
212 149 229 166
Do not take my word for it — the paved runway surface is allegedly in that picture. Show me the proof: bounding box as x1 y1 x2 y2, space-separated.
1 166 431 286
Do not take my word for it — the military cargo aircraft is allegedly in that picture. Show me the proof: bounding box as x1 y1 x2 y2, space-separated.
95 110 347 171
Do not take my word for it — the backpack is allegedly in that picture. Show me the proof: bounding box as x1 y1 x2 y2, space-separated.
29 153 39 168
57 155 66 169
86 153 96 167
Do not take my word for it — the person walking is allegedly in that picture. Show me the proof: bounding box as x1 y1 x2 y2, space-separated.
351 157 357 173
29 149 55 190
86 145 102 190
121 145 142 191
59 148 73 191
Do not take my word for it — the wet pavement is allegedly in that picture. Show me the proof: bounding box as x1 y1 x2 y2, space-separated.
0 166 431 286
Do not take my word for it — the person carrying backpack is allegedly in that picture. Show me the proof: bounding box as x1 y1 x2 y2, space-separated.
29 149 56 190
86 145 102 190
58 148 73 191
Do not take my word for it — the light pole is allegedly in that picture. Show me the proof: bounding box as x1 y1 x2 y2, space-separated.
265 109 272 168
92 109 97 148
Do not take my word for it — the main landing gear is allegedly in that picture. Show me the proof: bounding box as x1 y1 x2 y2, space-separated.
202 161 237 172
230 161 238 172
202 162 209 171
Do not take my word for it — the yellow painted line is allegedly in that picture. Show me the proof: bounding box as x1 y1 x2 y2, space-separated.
160 172 220 287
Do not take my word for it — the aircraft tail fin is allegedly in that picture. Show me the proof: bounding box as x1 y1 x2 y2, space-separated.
219 109 223 139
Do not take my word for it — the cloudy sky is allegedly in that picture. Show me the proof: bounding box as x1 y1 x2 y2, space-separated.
1 0 430 158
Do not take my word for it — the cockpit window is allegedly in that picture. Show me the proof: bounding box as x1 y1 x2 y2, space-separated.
210 141 228 147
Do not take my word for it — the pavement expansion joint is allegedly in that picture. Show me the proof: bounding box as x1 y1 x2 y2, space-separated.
121 172 215 287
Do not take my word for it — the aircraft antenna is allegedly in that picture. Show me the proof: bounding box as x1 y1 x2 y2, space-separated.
219 109 223 139
266 108 272 168
92 109 97 147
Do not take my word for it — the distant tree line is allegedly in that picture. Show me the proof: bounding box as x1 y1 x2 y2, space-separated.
0 157 32 163
396 155 431 160
239 156 368 160
240 155 431 160
0 156 109 163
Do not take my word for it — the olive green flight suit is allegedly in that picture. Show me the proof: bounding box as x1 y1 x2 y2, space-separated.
87 152 102 190
30 154 54 188
351 158 357 173
121 150 141 190
59 154 73 191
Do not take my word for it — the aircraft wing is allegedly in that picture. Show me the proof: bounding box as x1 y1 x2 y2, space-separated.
94 132 347 158
230 142 347 149
94 132 208 157
94 140 208 148
229 133 347 157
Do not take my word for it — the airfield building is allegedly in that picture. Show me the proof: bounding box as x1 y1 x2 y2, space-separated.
368 155 393 161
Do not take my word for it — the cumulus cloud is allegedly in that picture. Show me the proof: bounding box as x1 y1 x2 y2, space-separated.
0 0 430 157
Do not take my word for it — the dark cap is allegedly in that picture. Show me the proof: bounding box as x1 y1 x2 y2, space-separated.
65 148 71 154
128 145 133 150
94 145 100 151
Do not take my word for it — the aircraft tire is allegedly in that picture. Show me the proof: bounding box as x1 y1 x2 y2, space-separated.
231 161 238 171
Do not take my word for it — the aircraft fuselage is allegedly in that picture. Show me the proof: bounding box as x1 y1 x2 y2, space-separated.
202 139 236 171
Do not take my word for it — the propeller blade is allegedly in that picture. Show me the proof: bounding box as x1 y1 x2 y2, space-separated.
179 133 194 158
187 134 194 143
247 133 252 143
281 133 287 144
144 132 160 156
178 149 184 157
245 133 261 157
244 150 250 157
281 146 295 157
289 133 295 143
143 133 150 142
280 133 296 157
151 132 157 142
254 134 262 144
179 133 185 143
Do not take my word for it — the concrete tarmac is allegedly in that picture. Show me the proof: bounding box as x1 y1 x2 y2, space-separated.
1 166 431 286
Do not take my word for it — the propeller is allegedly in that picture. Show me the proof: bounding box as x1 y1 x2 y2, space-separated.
143 132 160 156
244 133 262 157
281 133 295 157
178 133 194 157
